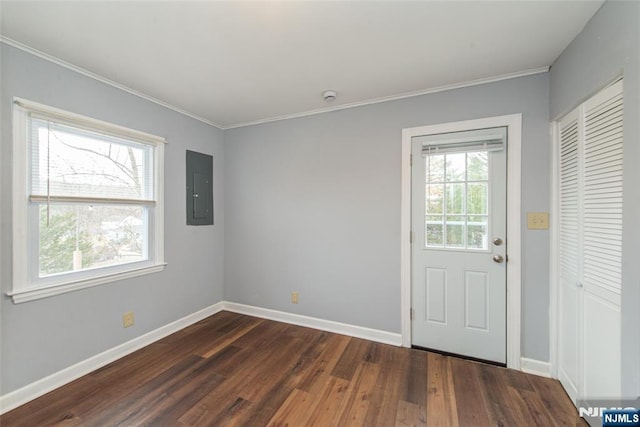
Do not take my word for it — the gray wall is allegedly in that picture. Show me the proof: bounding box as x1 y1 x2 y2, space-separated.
0 43 225 394
224 73 552 361
550 0 640 397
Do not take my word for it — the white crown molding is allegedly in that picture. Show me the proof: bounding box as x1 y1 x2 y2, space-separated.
222 301 402 346
2 36 549 131
223 66 550 130
0 302 225 415
0 36 223 130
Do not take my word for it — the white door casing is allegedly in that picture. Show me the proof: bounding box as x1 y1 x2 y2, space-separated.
400 114 522 369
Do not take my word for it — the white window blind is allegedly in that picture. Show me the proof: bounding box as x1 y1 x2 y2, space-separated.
29 116 156 204
415 127 506 155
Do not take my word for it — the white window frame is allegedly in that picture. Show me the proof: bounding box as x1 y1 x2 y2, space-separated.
9 98 166 303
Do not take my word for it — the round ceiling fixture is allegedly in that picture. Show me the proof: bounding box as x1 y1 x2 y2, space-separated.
323 90 337 102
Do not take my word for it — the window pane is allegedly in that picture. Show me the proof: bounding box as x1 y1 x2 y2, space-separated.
467 183 488 215
426 184 444 214
424 147 493 252
446 183 465 214
426 155 445 183
426 222 444 247
467 152 488 181
446 224 464 247
467 215 488 249
467 224 488 249
445 153 466 182
39 204 147 277
30 118 154 200
446 215 465 248
468 215 488 224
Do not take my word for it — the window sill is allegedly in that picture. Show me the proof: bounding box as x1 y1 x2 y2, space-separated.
7 263 167 304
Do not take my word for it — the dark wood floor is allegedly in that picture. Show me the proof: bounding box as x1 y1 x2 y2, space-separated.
1 311 584 426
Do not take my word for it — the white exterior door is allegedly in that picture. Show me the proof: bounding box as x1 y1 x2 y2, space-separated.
411 127 507 364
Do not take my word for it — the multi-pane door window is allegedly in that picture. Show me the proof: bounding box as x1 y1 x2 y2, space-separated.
11 99 165 303
424 151 489 250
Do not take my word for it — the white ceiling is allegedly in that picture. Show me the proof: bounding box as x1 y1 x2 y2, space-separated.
1 1 603 128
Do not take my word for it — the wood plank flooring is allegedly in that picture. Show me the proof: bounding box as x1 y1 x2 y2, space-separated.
1 311 585 426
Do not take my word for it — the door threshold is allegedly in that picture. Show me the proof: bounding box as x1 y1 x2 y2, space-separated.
411 345 506 368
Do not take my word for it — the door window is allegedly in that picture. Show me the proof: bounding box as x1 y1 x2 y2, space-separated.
424 151 489 250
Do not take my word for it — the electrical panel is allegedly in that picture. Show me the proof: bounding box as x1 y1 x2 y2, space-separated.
186 150 213 225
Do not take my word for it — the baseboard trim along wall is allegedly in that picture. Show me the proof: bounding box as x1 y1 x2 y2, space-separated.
520 357 552 378
1 300 550 415
0 302 225 415
222 301 403 347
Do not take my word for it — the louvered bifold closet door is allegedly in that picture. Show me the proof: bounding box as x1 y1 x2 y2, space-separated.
582 82 624 302
556 79 624 403
557 110 581 401
560 115 580 289
581 79 623 398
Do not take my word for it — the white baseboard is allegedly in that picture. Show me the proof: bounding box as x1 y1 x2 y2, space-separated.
222 301 403 347
0 302 224 415
1 299 552 416
520 357 552 378
0 301 403 414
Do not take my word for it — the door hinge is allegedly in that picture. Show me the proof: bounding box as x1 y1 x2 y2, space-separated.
410 308 415 320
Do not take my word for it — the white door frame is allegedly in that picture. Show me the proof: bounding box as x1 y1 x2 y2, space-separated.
549 121 560 380
400 114 522 370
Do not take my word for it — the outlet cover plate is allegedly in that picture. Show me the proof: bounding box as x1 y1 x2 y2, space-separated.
123 312 135 328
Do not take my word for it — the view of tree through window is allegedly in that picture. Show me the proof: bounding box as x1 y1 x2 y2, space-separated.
424 151 489 250
31 119 152 277
38 205 145 276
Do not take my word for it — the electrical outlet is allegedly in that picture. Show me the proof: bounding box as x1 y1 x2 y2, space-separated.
122 311 135 328
291 291 299 304
527 212 549 230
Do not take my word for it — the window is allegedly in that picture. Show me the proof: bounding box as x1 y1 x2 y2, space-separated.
417 127 505 251
424 151 489 249
10 98 165 303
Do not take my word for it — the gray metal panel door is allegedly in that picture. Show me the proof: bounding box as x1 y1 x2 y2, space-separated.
186 150 213 225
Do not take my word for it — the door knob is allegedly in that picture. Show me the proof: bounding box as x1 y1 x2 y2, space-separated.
493 254 504 263
493 237 503 246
